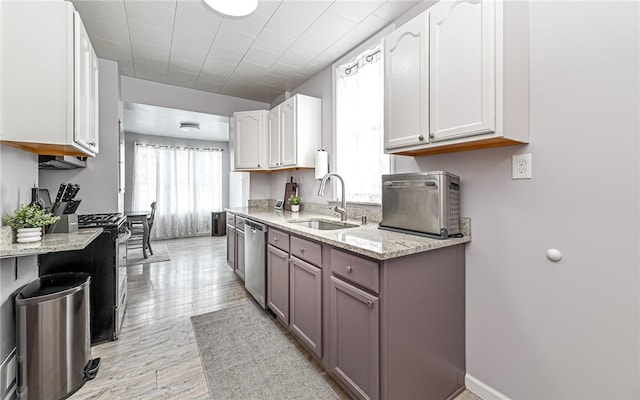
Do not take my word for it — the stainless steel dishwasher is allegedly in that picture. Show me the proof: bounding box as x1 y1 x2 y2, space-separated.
244 219 267 308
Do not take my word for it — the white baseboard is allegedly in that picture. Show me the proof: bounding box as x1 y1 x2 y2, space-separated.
465 373 511 400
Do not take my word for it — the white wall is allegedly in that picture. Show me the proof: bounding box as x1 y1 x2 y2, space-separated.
39 58 121 214
250 1 640 397
124 133 230 211
0 146 39 363
120 76 269 117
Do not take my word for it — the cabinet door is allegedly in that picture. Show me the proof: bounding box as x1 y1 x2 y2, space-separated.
235 112 264 170
73 13 93 153
89 46 99 154
267 106 281 168
235 229 245 281
330 276 379 400
280 97 297 167
290 256 322 358
267 244 289 323
384 13 429 150
429 0 495 141
226 225 235 269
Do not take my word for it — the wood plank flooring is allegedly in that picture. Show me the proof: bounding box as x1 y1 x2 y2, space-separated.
70 235 480 400
72 235 244 399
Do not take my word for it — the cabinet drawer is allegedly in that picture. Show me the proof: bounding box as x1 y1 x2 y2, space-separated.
290 236 321 266
268 228 289 252
226 213 235 226
331 249 379 294
235 216 245 231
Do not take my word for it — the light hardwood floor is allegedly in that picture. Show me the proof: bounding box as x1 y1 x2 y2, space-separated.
71 235 479 400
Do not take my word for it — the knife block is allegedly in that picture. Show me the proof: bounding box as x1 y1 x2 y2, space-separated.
48 214 78 233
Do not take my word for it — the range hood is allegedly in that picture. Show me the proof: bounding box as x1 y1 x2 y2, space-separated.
38 155 87 169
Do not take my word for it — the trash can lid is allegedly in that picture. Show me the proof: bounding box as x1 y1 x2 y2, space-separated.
17 272 90 300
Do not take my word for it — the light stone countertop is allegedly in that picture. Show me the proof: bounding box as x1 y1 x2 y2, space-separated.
225 207 471 261
0 227 103 259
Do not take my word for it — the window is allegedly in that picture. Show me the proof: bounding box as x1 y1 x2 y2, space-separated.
132 143 223 238
335 41 391 204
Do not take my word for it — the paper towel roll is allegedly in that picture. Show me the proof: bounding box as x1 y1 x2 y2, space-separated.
314 149 328 180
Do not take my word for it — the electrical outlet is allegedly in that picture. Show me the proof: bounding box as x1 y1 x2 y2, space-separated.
512 153 532 179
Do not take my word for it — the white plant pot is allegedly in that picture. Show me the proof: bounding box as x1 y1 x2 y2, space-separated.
290 205 300 213
16 227 42 243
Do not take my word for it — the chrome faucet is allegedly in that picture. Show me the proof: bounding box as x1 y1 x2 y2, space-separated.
318 173 347 221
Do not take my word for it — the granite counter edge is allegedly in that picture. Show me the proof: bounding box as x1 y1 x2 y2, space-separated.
225 208 471 261
0 228 103 259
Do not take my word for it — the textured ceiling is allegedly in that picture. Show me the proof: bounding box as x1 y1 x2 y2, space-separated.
123 102 230 141
71 0 422 103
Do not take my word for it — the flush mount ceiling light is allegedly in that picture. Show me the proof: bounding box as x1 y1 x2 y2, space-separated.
203 0 259 17
180 122 200 133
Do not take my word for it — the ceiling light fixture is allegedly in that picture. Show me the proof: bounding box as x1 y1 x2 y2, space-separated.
203 0 259 17
180 122 200 133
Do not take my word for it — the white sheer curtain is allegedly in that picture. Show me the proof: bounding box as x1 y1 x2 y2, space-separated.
335 43 390 204
132 143 223 239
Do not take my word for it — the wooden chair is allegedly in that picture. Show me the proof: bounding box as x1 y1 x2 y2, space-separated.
127 202 157 257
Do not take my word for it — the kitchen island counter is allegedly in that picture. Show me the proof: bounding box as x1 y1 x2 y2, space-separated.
225 207 470 261
0 227 103 258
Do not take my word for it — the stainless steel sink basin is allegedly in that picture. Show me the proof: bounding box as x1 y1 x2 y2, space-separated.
287 219 358 230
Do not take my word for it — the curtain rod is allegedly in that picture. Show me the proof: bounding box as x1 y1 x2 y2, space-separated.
342 46 382 75
135 142 224 152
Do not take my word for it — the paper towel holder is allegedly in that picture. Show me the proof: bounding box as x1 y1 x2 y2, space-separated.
314 149 329 180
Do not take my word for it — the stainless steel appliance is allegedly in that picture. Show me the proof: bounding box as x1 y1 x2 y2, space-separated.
380 171 460 239
244 219 267 308
38 155 87 169
15 273 100 400
39 213 130 344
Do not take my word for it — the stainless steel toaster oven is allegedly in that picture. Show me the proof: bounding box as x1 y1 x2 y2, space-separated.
379 171 460 239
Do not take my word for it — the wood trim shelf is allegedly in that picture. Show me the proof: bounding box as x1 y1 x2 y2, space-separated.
0 141 89 157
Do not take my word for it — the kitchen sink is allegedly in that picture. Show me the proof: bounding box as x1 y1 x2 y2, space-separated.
287 219 358 230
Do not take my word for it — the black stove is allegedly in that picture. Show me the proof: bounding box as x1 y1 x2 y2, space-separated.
40 212 130 344
78 213 126 229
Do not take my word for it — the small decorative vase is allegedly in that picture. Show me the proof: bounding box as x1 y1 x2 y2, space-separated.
16 227 43 243
291 205 300 213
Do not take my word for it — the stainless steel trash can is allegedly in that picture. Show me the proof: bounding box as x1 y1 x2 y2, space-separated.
15 272 100 400
211 211 226 236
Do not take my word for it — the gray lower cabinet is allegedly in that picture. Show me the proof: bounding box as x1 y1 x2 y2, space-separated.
330 275 380 400
226 212 236 269
267 244 289 323
226 224 235 269
289 256 322 358
240 218 464 400
235 229 245 281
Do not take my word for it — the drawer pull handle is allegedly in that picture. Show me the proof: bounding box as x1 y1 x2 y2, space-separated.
300 247 306 253
346 266 352 273
367 300 374 307
274 237 279 241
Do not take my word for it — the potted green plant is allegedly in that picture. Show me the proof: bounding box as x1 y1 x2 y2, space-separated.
3 204 60 243
287 195 301 213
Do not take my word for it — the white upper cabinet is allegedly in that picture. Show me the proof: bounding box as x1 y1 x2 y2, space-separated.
384 12 430 150
384 0 529 156
74 16 99 154
233 110 268 171
267 94 321 170
0 1 99 157
429 0 495 141
268 106 282 168
280 97 298 167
